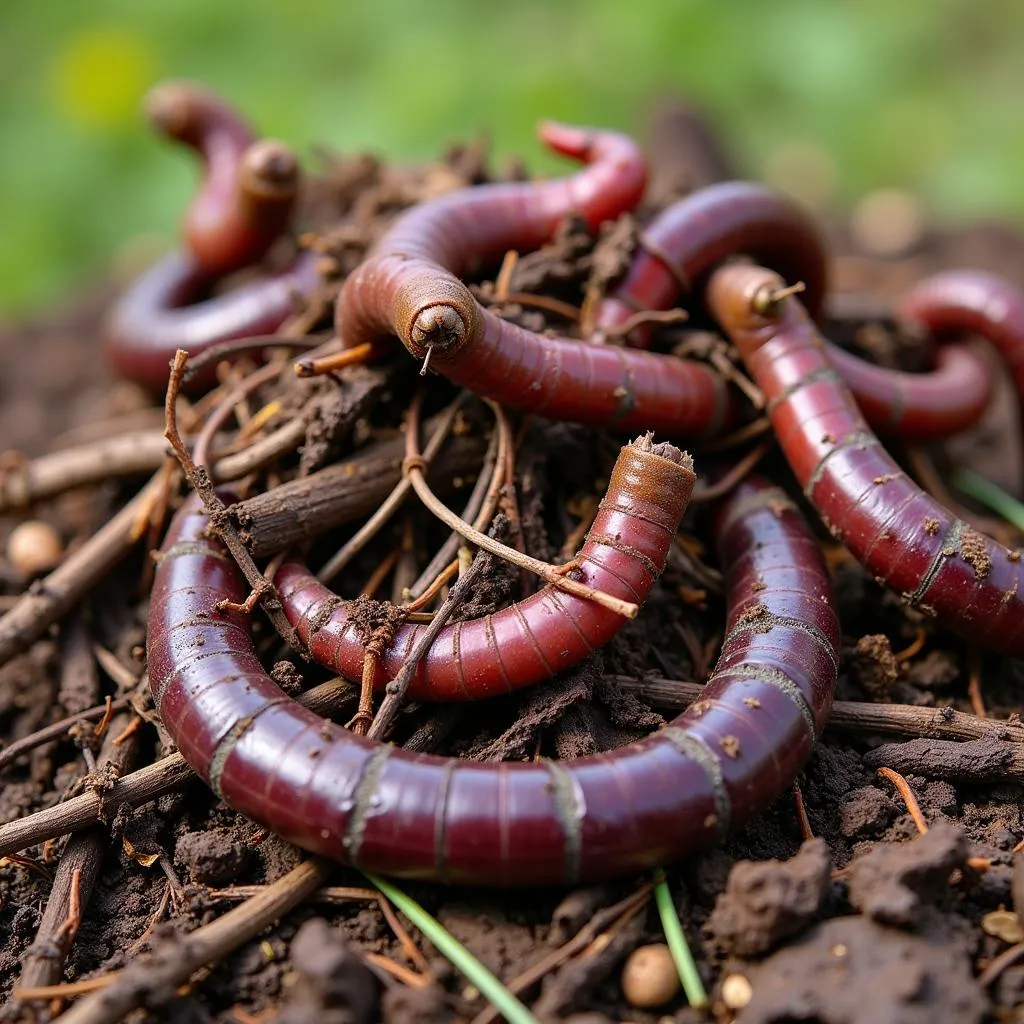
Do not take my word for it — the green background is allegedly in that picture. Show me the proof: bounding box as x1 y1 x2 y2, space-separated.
2 0 1023 316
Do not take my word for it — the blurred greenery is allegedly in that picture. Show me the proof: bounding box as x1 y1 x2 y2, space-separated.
2 0 1023 315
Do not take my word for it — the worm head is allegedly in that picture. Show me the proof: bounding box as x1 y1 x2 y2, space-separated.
707 263 803 358
239 140 300 201
397 273 479 360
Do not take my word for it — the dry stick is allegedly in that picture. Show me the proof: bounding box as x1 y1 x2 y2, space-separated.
229 423 486 559
211 415 307 481
406 401 507 600
0 470 165 671
49 858 332 1024
11 713 140 1011
0 679 355 860
0 431 173 512
366 551 491 742
0 699 130 773
317 394 468 584
403 396 639 620
163 350 301 654
609 675 1024 745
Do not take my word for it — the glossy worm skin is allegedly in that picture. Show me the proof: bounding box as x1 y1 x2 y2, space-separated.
595 182 993 441
708 263 1024 656
145 80 300 276
103 250 322 392
897 269 1024 408
336 123 736 436
274 437 694 698
149 472 837 884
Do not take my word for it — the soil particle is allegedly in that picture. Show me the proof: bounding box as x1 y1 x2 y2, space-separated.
739 914 987 1024
275 918 378 1024
381 983 455 1024
549 886 617 946
906 649 961 690
847 633 899 701
705 837 832 957
839 785 896 838
863 735 1017 782
845 819 967 927
174 827 252 885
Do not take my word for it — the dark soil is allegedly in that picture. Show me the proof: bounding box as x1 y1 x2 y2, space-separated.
1 101 1023 1024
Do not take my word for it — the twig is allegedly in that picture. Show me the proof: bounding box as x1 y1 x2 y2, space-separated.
0 471 165 671
162 350 302 654
0 699 130 773
317 394 467 584
403 396 638 619
51 859 333 1024
793 781 814 841
690 439 772 503
406 401 506 600
11 713 141 1012
366 551 491 741
0 681 355 859
876 767 929 834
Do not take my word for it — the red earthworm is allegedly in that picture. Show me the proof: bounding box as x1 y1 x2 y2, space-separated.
148 466 837 884
594 182 993 441
707 263 1024 656
103 250 322 392
144 80 300 276
896 269 1024 407
335 124 737 436
273 435 693 698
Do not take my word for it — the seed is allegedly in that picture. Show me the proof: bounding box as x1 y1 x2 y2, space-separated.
621 943 679 1008
721 972 753 1009
7 521 63 577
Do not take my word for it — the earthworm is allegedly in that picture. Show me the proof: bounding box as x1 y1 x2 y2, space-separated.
103 251 322 392
594 182 993 440
104 83 319 391
148 468 837 884
896 269 1024 407
144 80 300 276
273 435 693 698
336 123 736 436
707 263 1024 656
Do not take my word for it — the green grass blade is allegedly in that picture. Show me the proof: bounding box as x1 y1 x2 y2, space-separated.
364 871 540 1024
652 868 708 1009
953 468 1024 533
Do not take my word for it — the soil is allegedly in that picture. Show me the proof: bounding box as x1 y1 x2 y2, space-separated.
1 101 1023 1024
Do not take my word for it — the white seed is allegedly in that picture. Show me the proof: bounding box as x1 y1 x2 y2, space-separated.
621 943 680 1008
7 521 63 577
721 972 753 1010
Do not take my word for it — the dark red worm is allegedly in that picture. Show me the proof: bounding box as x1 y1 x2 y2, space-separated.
335 123 737 437
103 251 322 392
594 182 993 441
273 437 694 698
148 468 837 884
707 263 1024 656
103 82 321 392
144 80 301 276
896 269 1024 408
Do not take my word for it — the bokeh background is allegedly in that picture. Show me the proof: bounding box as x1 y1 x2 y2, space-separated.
3 0 1023 316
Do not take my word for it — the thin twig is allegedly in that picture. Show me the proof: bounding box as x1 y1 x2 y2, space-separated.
403 396 638 619
876 766 929 834
51 859 333 1024
367 551 491 742
690 439 773 504
0 699 130 773
163 350 302 654
317 394 467 584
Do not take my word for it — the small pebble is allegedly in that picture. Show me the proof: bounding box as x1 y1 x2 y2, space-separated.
7 521 63 576
621 943 680 1008
721 972 753 1010
981 909 1024 944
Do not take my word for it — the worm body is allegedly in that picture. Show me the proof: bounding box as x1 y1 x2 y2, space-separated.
707 263 1024 656
149 472 837 884
145 81 300 276
336 124 736 436
275 437 694 698
103 250 322 392
896 270 1024 406
595 182 993 440
594 182 829 338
